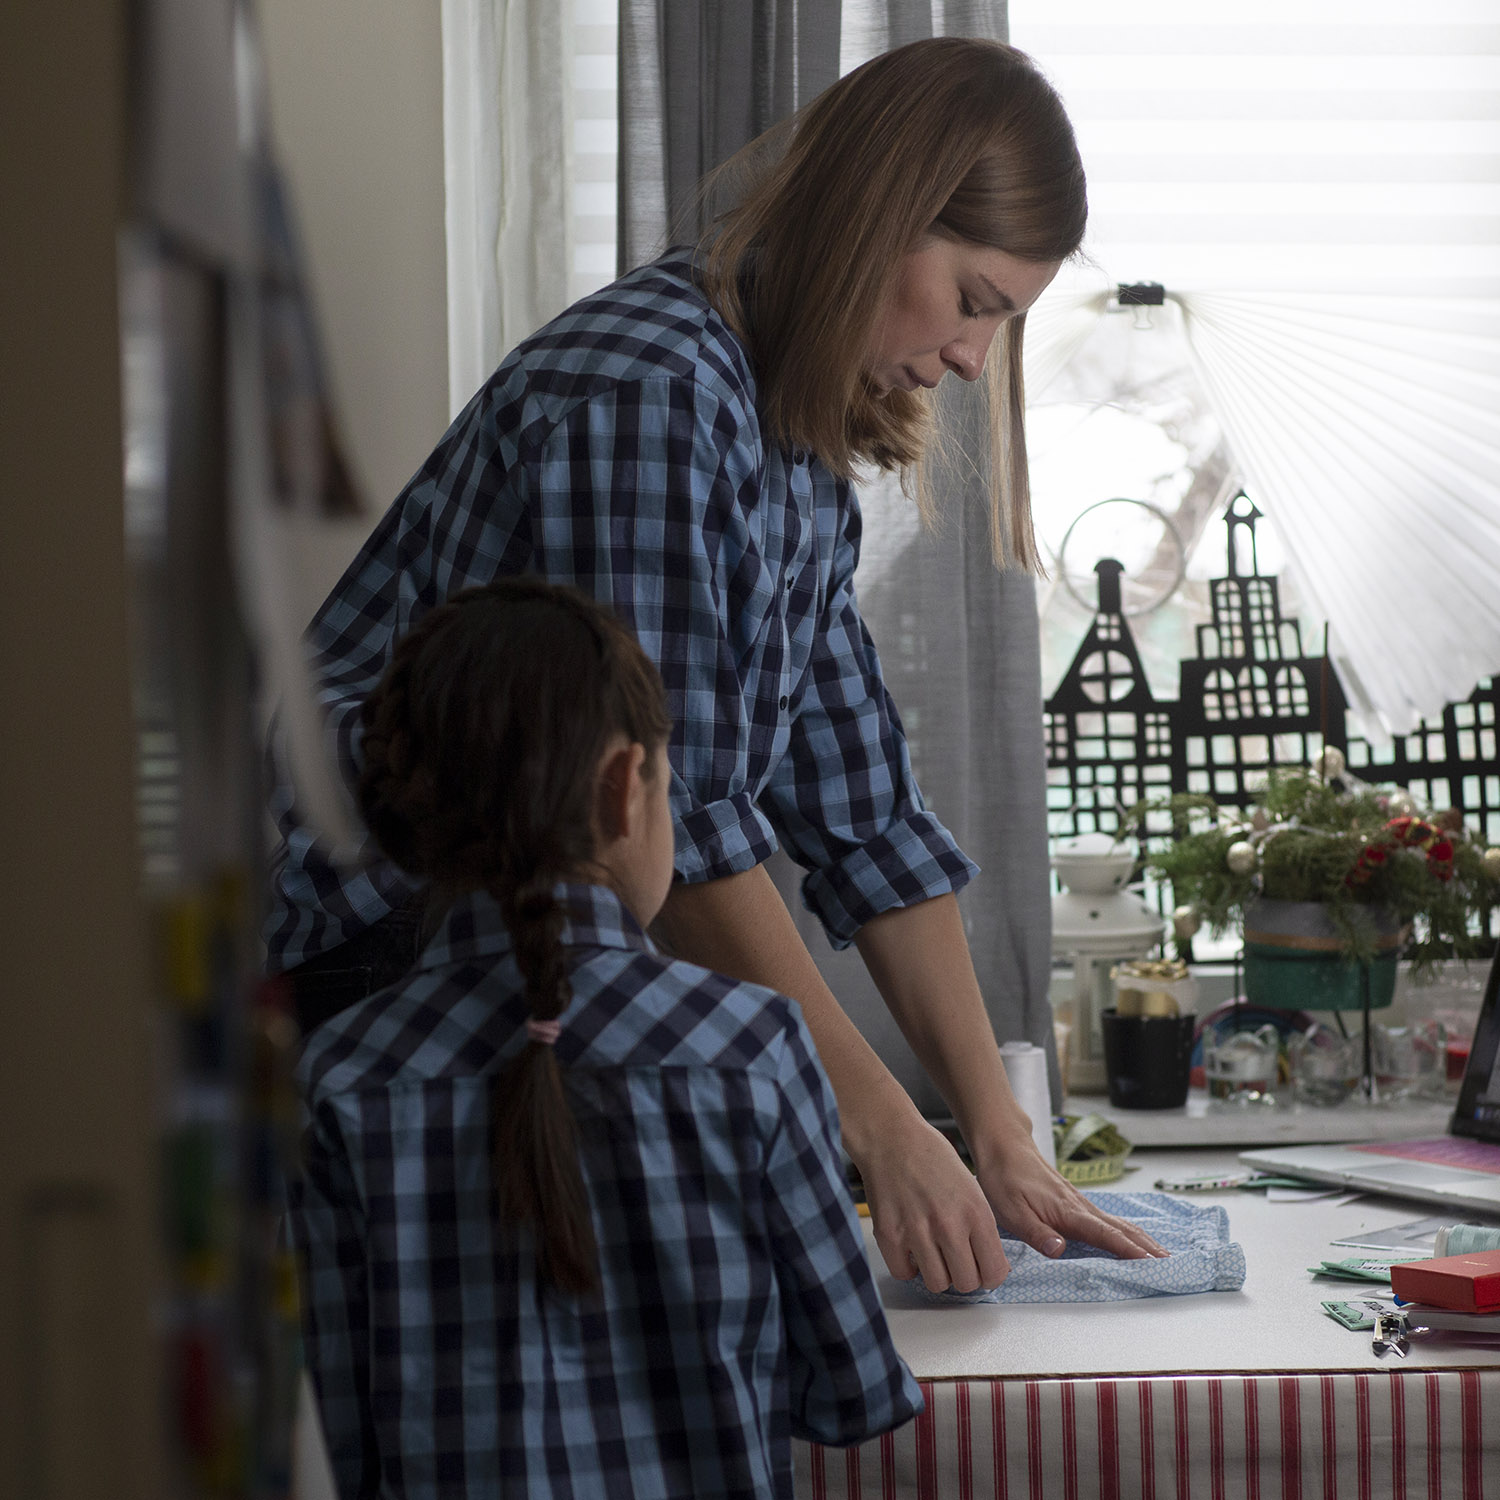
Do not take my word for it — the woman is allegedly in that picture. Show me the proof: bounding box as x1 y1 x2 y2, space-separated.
268 36 1165 1293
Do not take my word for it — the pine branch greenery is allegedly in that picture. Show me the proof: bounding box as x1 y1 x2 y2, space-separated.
1126 769 1500 970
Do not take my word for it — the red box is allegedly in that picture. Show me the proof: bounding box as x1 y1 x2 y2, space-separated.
1390 1249 1500 1312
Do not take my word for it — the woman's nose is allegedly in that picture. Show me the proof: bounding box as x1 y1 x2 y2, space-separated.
941 332 993 382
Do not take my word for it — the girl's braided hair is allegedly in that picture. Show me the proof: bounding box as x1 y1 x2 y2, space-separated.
357 576 671 1293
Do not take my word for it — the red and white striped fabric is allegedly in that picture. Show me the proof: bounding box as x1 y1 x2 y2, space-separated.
795 1372 1498 1500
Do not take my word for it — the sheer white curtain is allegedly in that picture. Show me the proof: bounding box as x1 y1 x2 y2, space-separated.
441 0 574 416
1012 0 1500 736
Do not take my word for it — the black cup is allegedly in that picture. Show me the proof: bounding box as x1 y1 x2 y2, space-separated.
1100 1009 1196 1109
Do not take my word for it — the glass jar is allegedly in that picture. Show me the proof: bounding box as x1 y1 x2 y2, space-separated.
1373 1019 1447 1103
1203 1024 1281 1107
1288 1022 1360 1107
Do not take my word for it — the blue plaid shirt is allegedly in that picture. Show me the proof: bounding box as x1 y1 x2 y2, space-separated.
288 883 922 1499
265 253 975 972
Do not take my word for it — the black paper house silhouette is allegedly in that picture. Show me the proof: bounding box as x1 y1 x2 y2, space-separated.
1172 496 1348 808
1044 493 1500 843
1045 495 1346 837
1044 556 1174 837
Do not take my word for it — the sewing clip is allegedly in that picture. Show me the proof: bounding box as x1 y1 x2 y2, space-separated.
1371 1311 1410 1359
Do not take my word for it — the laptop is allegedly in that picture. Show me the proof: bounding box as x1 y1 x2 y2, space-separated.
1239 946 1500 1215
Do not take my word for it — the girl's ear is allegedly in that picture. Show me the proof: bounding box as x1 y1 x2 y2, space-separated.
594 740 646 845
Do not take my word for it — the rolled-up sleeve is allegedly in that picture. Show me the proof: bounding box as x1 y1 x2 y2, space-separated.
528 374 784 885
758 484 978 946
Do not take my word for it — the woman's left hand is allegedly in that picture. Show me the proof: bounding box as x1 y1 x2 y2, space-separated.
972 1130 1168 1260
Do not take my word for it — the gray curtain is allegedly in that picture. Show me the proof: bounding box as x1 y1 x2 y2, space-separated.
618 0 843 270
840 0 1003 56
617 0 1060 1115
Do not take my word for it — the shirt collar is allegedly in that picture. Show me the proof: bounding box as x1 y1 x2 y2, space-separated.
418 882 657 970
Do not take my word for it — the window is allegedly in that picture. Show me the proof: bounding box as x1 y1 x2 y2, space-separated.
1247 580 1279 660
1018 0 1500 737
1078 648 1137 704
1210 582 1245 660
1203 667 1237 723
573 0 618 302
1144 712 1172 758
1273 665 1310 717
1045 713 1069 760
1237 664 1273 719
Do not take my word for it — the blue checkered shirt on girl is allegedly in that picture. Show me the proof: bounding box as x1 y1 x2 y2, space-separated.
287 882 923 1500
265 251 977 973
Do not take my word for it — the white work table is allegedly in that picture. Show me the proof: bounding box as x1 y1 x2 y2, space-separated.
875 1145 1497 1380
796 1145 1500 1500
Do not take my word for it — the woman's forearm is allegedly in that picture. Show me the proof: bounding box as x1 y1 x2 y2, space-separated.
651 865 921 1163
655 871 1162 1270
852 893 1030 1159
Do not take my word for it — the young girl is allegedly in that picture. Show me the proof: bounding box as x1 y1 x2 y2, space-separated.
287 577 921 1499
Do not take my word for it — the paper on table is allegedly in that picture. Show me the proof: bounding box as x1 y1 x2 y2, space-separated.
1267 1186 1363 1204
1331 1215 1451 1254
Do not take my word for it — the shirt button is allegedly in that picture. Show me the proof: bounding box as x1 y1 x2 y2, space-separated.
779 695 789 711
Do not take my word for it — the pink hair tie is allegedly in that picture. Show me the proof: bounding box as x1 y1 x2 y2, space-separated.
525 1017 562 1047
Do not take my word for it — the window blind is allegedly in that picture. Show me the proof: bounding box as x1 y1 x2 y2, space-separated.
1011 0 1500 297
1012 0 1500 736
573 0 618 302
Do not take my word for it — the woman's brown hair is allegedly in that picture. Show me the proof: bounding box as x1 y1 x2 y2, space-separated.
356 577 671 1294
697 37 1086 572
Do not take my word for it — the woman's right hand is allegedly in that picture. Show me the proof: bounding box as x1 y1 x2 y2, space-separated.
856 1113 1011 1294
652 869 1012 1294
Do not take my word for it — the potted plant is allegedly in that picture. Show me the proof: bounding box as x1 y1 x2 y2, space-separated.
1128 754 1500 1012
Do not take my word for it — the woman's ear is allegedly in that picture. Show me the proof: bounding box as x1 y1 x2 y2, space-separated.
594 740 646 845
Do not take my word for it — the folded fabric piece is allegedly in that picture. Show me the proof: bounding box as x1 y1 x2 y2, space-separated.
916 1190 1247 1304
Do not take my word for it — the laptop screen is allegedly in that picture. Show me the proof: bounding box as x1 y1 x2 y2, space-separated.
1452 943 1500 1142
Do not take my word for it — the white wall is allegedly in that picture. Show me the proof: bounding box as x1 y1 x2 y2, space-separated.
256 0 450 609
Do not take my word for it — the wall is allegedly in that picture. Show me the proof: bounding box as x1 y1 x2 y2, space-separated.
256 0 450 607
0 3 164 1496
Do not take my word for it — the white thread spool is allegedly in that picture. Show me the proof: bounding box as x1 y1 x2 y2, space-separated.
999 1041 1057 1167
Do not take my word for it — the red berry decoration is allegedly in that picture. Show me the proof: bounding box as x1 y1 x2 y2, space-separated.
1349 815 1453 886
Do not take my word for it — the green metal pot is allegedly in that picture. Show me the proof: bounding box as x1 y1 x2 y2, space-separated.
1242 899 1403 1012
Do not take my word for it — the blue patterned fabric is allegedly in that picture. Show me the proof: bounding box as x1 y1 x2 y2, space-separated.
913 1192 1247 1304
287 882 922 1500
264 251 976 972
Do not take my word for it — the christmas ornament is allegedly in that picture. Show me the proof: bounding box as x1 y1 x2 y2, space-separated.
1313 746 1346 780
1171 904 1201 941
1349 816 1456 886
1137 767 1496 970
1385 790 1416 819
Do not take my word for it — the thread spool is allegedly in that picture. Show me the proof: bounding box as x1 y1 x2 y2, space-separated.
1434 1223 1500 1257
999 1041 1056 1167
